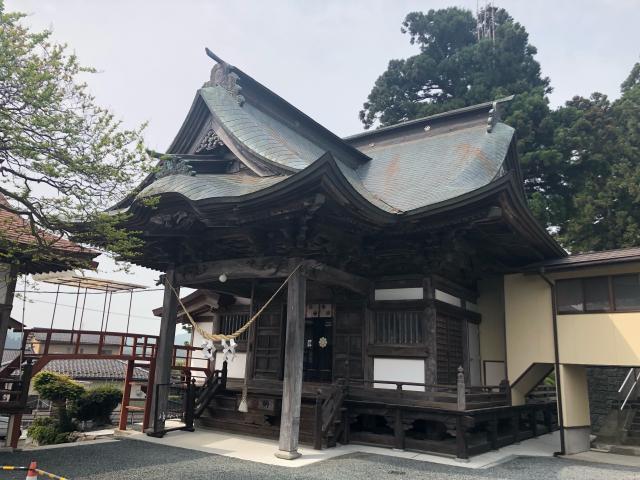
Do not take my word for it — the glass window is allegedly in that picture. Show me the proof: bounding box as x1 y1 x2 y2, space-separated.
613 274 640 310
584 277 610 311
556 279 584 313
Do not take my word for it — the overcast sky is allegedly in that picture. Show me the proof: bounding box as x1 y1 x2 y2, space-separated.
5 0 639 335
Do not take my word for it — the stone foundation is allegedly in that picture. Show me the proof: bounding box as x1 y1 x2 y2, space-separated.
587 367 628 432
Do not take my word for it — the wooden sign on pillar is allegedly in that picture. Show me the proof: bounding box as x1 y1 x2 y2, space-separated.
275 265 306 460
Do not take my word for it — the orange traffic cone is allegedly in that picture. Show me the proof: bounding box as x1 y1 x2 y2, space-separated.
25 460 37 479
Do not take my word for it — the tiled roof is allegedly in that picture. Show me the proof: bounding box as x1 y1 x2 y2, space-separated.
200 87 317 172
42 358 148 381
1 346 34 367
139 171 287 202
527 246 640 272
135 115 511 214
0 195 92 255
351 122 513 212
1 350 20 367
132 52 516 216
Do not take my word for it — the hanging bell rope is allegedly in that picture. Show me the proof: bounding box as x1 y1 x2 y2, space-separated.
164 263 303 342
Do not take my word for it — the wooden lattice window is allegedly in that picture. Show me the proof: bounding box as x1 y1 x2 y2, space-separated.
220 312 250 343
373 310 424 345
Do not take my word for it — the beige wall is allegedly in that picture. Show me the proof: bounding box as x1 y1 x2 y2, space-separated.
558 313 640 366
550 262 640 367
559 364 590 427
477 276 506 384
33 343 103 355
504 273 555 383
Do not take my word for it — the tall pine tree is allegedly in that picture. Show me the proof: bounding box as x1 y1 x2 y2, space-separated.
361 6 640 253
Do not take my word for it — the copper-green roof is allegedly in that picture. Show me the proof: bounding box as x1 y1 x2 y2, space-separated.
139 171 287 201
131 52 519 217
351 122 514 212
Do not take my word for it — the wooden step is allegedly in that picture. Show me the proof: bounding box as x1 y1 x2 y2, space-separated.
125 406 145 412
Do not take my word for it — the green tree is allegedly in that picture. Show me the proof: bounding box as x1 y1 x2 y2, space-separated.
360 7 550 128
361 6 640 253
360 6 561 225
0 2 151 263
552 64 640 251
32 371 85 430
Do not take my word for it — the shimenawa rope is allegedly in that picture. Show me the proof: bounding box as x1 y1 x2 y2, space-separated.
165 263 303 342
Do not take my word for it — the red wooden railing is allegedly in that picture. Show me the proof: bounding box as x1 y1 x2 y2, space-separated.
20 327 208 374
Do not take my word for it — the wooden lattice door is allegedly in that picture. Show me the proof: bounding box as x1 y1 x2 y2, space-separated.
252 306 284 380
436 312 464 385
333 305 364 382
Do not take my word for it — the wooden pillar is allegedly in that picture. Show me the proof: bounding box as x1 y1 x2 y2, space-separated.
423 277 437 385
275 266 306 460
0 263 18 368
148 268 179 435
0 263 18 449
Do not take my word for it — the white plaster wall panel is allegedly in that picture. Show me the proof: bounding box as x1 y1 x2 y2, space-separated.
215 352 246 379
434 289 462 307
374 288 423 301
373 357 425 391
465 301 480 313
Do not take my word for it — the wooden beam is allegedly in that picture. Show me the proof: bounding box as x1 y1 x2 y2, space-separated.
148 268 179 435
275 264 306 460
302 260 371 296
175 257 294 286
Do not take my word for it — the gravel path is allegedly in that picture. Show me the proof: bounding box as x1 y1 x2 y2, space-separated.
0 439 638 479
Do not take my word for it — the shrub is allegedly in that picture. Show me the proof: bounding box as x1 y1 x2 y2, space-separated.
73 384 122 425
32 371 85 430
32 372 86 403
27 417 70 445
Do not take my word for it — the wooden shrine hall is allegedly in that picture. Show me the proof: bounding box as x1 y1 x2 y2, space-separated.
111 48 564 459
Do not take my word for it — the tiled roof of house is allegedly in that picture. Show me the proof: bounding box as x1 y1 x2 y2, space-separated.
0 195 98 273
0 196 91 255
42 358 148 381
1 350 21 367
31 332 125 345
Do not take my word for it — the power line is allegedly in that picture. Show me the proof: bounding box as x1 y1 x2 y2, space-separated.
13 287 165 295
12 296 159 322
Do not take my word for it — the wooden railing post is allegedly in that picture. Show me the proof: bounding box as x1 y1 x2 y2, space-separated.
529 407 538 437
489 414 498 450
457 366 466 411
393 407 405 450
455 416 469 460
184 378 196 432
221 361 228 389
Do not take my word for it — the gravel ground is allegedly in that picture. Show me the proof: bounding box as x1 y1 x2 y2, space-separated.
0 439 638 480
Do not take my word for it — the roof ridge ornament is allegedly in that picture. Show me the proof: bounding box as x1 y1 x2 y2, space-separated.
203 47 245 106
156 157 196 178
195 128 229 155
486 100 503 133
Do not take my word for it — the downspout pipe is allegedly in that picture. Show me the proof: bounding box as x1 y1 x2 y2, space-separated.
538 269 566 456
